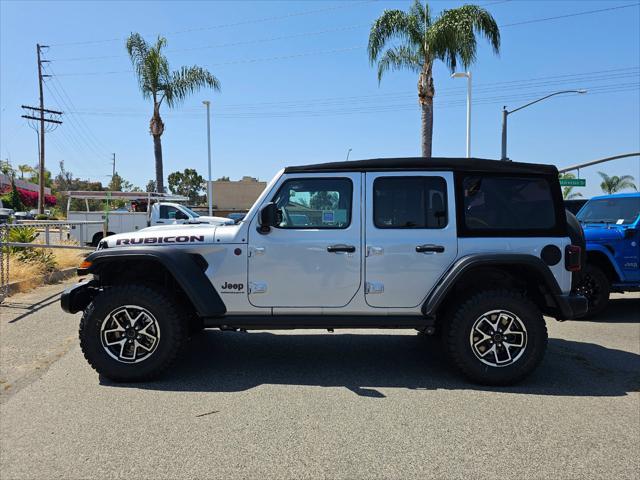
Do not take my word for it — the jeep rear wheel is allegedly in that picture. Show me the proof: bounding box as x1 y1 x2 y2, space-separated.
574 264 610 317
445 290 547 385
79 284 187 382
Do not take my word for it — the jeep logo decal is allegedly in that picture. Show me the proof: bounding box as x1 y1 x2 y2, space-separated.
221 281 244 293
115 235 205 246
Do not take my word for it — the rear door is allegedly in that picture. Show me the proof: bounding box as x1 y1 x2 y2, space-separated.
364 172 457 308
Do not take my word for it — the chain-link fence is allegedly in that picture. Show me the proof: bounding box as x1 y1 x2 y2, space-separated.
0 220 103 301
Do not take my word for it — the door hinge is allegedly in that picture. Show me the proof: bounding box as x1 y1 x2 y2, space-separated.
248 281 267 294
365 281 384 294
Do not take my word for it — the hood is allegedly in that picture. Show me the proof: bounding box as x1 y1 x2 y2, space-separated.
583 225 625 243
102 224 217 248
193 215 235 225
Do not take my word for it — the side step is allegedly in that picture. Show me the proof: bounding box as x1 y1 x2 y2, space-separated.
203 315 435 330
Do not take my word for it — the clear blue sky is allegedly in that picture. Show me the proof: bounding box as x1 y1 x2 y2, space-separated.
1 0 639 198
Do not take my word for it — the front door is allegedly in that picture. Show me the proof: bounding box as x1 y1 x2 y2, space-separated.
364 172 457 308
248 173 361 308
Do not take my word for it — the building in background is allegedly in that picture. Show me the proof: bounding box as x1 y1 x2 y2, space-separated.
211 176 266 212
0 173 52 195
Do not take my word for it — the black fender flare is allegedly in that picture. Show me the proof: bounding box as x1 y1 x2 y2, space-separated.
78 247 226 317
422 253 565 318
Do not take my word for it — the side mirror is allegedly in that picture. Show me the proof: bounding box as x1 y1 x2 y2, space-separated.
175 210 189 220
258 202 279 233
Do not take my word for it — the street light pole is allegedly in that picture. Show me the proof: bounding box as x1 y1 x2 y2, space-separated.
451 72 472 158
346 148 352 161
203 100 213 216
501 89 587 161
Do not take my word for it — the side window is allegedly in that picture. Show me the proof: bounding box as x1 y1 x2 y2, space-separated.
463 175 556 231
374 176 448 229
272 178 352 229
159 205 179 220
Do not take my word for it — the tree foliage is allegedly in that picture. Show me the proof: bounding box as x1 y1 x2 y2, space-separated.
53 161 105 212
108 172 135 192
167 168 205 204
368 2 500 80
368 1 499 156
125 32 221 192
598 172 637 194
17 164 34 180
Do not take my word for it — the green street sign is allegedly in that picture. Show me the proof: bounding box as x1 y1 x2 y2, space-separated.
559 178 586 187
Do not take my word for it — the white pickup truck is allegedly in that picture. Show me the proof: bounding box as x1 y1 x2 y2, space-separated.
65 191 234 246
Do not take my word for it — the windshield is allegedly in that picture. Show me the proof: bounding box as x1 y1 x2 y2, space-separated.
577 197 640 224
180 206 200 218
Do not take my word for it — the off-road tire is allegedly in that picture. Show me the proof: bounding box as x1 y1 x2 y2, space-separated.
79 284 187 382
574 264 610 317
444 289 548 385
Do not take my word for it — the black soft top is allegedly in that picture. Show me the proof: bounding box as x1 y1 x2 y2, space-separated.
284 157 558 176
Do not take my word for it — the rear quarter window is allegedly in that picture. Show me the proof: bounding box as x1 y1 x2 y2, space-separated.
459 175 561 236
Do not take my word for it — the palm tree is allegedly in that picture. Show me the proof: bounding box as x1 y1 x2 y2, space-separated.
17 164 34 180
598 172 637 194
126 33 221 193
368 1 500 157
559 172 583 200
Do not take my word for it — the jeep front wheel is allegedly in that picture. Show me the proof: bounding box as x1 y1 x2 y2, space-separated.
79 284 187 382
445 290 547 385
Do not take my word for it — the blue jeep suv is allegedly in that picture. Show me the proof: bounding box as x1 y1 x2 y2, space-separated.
574 193 640 316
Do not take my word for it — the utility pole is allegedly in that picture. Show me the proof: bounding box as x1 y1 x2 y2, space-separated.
20 102 62 212
20 44 62 214
37 44 48 214
111 153 116 178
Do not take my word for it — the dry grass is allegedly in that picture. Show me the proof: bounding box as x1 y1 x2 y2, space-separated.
6 256 43 293
51 243 85 269
5 241 86 293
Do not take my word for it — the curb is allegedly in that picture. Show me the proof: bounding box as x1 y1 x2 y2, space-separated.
5 267 77 297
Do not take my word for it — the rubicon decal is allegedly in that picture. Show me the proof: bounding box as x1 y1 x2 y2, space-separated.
115 235 205 245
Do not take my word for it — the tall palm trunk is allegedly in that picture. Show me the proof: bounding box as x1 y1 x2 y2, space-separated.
150 102 165 193
418 64 435 158
420 100 433 158
152 134 164 193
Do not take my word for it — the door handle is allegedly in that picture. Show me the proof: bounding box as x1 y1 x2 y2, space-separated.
416 244 445 253
327 244 356 253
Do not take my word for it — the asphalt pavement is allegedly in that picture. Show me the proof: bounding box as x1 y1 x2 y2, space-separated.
1 280 638 479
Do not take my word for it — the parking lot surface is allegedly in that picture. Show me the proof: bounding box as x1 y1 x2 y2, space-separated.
1 281 639 479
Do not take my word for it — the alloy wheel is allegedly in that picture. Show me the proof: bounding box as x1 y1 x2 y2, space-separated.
469 309 527 367
100 306 161 363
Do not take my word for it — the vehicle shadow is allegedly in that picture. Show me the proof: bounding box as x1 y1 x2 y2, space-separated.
578 297 640 323
101 329 640 398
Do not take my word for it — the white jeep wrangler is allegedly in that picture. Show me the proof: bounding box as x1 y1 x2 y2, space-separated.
61 157 587 385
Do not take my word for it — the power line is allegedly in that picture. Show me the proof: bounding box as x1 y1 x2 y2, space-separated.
45 64 112 154
60 82 639 120
42 66 113 162
44 79 111 162
60 66 640 114
48 0 377 47
501 2 639 28
47 2 639 75
53 24 371 62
